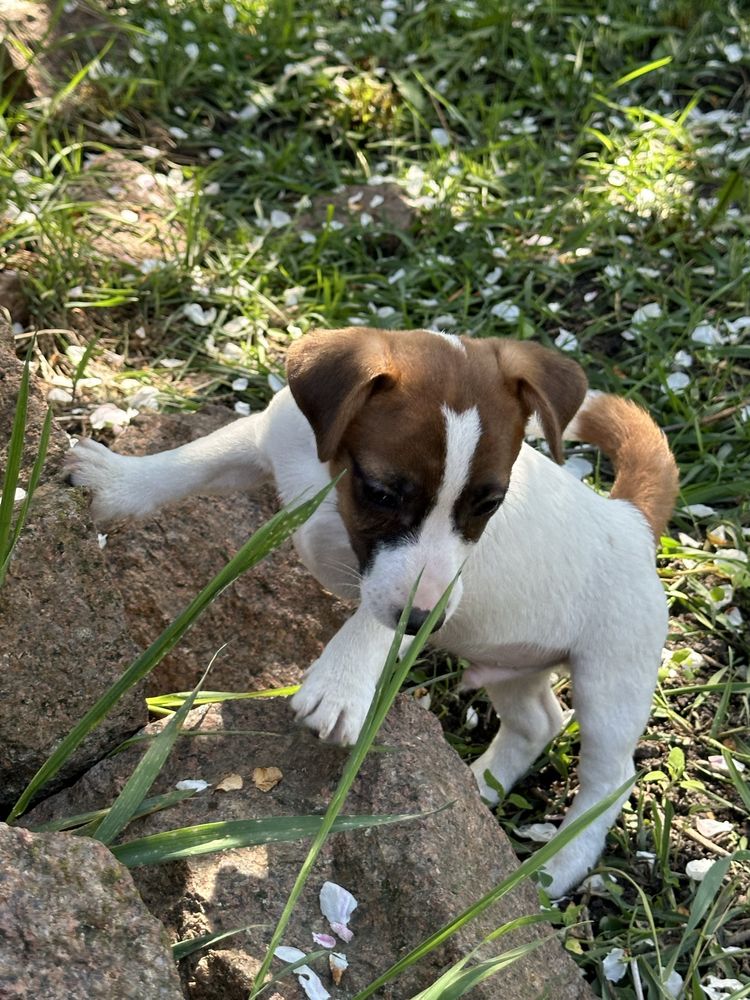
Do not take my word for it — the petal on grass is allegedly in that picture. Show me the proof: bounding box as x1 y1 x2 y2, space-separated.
515 822 557 843
695 817 733 839
602 947 628 983
685 858 716 881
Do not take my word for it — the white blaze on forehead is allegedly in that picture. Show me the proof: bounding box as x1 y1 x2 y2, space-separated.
436 405 481 513
423 328 467 353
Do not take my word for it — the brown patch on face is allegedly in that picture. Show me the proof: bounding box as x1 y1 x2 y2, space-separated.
286 328 588 564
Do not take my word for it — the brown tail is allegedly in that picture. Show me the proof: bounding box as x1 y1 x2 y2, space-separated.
573 394 679 540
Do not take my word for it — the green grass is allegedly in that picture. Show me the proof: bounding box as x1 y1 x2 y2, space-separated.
2 0 749 996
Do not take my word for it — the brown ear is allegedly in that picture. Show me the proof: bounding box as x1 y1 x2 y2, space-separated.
495 341 588 463
286 328 397 462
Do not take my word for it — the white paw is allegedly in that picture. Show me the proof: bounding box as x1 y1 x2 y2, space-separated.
291 659 374 746
469 753 501 807
65 439 150 525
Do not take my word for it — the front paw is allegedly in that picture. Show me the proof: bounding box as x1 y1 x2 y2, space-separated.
65 439 149 525
291 660 374 746
469 754 502 808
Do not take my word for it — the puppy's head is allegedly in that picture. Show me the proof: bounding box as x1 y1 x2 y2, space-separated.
287 327 586 633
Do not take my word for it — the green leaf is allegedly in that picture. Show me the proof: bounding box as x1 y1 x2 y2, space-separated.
172 924 268 961
0 349 32 577
249 574 458 997
25 789 196 834
93 653 217 845
7 478 339 821
111 810 431 868
409 936 551 1000
612 55 672 89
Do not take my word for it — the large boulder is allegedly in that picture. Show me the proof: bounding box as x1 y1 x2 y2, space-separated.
100 407 351 696
27 697 594 1000
0 330 145 814
0 822 184 999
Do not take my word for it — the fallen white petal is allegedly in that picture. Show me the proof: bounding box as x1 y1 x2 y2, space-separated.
663 970 683 998
47 387 73 403
268 372 285 393
707 754 746 774
274 946 331 1000
665 371 690 392
515 822 557 843
269 209 292 228
232 376 249 391
175 779 209 792
725 607 743 627
89 403 136 429
464 705 479 730
685 858 716 881
159 357 183 369
703 975 744 1000
430 127 451 147
564 455 593 480
632 301 662 324
312 932 336 948
602 947 628 983
695 817 733 839
673 349 693 368
691 322 724 346
388 267 406 284
555 328 578 352
329 952 348 986
97 533 108 549
234 401 251 416
330 922 353 943
320 882 357 937
681 503 716 517
183 303 217 326
490 300 520 322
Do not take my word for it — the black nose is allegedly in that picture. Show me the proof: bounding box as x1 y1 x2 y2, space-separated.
402 607 446 635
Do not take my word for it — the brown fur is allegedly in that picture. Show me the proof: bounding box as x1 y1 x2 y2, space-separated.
576 394 679 540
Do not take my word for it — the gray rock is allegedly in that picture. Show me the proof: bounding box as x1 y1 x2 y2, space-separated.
0 331 145 813
27 697 594 1000
0 822 184 999
99 407 351 697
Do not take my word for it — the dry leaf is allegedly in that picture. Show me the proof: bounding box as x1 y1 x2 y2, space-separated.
253 766 283 792
216 773 244 792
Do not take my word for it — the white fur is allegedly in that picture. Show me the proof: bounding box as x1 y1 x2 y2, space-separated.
66 383 666 897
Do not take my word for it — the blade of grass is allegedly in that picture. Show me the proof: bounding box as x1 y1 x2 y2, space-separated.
249 573 458 997
111 810 435 867
92 650 219 845
0 349 31 576
25 788 196 833
7 477 340 821
611 55 672 89
146 685 300 713
352 773 636 1000
0 405 53 586
409 935 552 1000
172 924 269 961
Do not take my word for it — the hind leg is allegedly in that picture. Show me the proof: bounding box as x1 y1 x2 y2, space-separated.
470 670 565 806
65 410 272 525
539 647 658 897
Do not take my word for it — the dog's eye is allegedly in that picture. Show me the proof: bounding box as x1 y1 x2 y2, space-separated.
361 478 400 510
471 493 505 518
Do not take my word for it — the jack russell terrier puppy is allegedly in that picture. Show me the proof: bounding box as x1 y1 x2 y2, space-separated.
66 327 678 896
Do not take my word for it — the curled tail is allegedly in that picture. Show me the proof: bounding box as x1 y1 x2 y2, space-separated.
569 393 679 540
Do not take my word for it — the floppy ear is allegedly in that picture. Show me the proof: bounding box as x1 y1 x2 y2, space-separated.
286 328 397 462
495 340 588 463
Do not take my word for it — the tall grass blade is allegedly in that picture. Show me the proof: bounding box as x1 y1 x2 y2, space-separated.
92 654 217 845
352 773 636 999
111 810 432 867
172 924 268 961
0 350 31 574
612 55 672 88
249 574 458 997
409 936 551 1000
146 685 300 714
7 478 339 821
26 789 196 834
0 406 52 586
